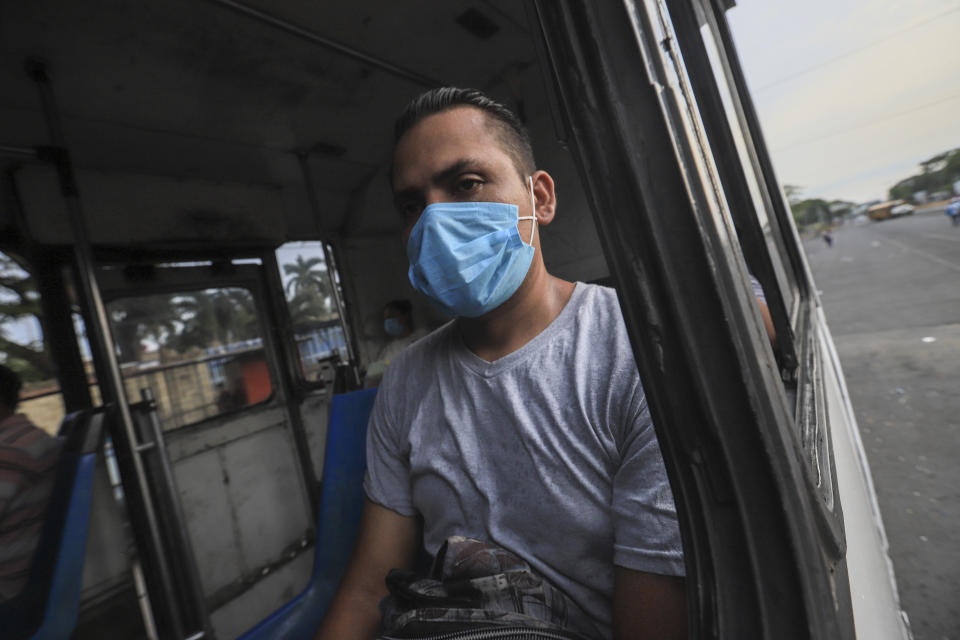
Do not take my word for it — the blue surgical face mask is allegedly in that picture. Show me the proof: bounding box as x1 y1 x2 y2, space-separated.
406 177 537 318
384 317 406 337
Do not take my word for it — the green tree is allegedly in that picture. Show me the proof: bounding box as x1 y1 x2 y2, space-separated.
109 288 260 362
283 256 332 323
790 198 831 229
783 184 805 205
284 256 330 299
0 251 55 381
167 289 259 353
889 148 960 200
109 293 181 363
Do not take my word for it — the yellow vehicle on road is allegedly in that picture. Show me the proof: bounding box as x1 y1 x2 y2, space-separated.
868 200 915 221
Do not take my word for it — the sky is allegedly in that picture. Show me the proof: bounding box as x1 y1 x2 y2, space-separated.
726 0 960 203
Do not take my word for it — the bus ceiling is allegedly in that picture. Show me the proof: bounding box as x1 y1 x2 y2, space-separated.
0 1 536 247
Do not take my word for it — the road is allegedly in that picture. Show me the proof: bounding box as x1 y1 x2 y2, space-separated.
803 211 959 640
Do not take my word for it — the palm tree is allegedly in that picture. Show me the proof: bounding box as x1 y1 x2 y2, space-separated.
168 288 259 352
109 293 180 363
283 255 332 315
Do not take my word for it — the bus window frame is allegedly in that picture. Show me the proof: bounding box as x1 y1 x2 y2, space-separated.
664 0 803 375
267 240 356 393
667 0 847 538
96 262 284 432
531 1 855 637
699 0 815 309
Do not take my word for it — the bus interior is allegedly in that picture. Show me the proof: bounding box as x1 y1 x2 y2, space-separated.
0 1 909 638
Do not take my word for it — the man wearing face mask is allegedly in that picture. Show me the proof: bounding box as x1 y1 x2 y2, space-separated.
316 88 686 640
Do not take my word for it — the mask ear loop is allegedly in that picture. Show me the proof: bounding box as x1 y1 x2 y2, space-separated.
518 175 537 246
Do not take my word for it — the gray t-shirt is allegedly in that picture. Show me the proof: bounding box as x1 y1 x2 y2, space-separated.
364 282 684 638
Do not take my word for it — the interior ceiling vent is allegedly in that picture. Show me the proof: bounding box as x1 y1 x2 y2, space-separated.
455 8 500 40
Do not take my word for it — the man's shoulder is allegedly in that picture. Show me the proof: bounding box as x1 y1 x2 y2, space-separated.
569 282 629 335
0 414 61 467
0 413 50 440
576 281 620 308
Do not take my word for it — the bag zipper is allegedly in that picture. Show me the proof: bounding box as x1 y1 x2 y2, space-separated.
380 626 591 640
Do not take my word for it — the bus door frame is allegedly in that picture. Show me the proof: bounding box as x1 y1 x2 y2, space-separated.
95 256 322 623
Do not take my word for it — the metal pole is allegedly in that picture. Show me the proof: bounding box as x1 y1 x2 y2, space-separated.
204 0 443 88
141 387 211 639
24 59 186 639
132 560 161 640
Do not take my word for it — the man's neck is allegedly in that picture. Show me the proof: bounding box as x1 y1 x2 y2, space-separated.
458 267 575 362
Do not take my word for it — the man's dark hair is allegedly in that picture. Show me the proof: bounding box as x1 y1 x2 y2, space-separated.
384 299 413 316
0 364 23 410
393 87 536 178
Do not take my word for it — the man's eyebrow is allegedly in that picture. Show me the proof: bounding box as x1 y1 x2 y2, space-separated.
393 157 487 209
430 157 485 185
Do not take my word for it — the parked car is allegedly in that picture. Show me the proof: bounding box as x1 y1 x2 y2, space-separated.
890 202 915 216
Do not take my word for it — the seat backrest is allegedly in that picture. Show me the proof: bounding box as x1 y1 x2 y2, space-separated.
310 387 378 615
0 408 105 640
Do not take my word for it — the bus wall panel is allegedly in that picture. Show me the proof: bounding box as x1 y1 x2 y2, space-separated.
821 318 909 637
219 424 312 572
525 116 610 284
279 181 352 241
174 449 245 599
166 405 287 463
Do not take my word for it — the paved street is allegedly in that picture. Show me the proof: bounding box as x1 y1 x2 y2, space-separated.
803 211 960 640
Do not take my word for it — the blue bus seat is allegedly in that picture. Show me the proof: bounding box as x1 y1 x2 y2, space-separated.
0 408 106 640
239 387 378 640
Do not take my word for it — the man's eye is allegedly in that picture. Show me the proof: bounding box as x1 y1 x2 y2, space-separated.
399 202 423 219
455 178 483 194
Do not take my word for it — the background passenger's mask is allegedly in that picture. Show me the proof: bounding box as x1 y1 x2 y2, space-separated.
406 178 537 318
384 317 406 337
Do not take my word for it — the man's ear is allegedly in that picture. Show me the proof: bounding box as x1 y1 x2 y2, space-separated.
531 170 557 226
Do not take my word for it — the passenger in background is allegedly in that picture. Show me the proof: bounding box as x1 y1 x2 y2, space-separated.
363 299 427 388
0 364 62 601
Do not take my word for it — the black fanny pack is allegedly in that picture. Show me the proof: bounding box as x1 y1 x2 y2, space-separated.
377 536 598 640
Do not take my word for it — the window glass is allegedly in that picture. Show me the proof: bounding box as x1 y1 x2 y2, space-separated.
699 24 799 316
0 251 63 434
276 242 347 385
637 0 728 225
107 287 272 430
637 0 770 307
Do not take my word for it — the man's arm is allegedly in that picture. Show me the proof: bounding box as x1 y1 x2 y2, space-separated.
314 499 418 640
757 298 777 346
613 567 687 640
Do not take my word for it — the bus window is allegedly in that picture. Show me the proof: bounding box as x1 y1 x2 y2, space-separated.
0 250 64 434
275 241 348 386
636 0 802 378
697 20 800 326
106 287 272 430
634 0 789 354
